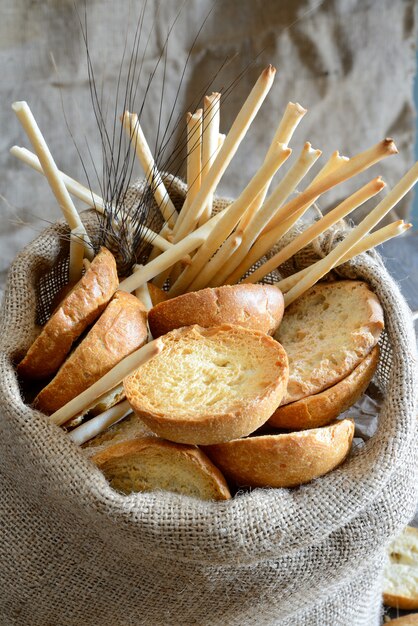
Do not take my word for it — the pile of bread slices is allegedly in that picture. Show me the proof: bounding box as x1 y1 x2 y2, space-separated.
17 247 384 501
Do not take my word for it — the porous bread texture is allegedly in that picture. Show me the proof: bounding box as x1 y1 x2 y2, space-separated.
383 526 418 610
17 247 119 380
275 280 384 404
34 291 148 415
82 412 154 458
91 437 231 501
89 384 126 416
124 324 289 445
148 284 284 338
204 419 355 488
267 345 380 430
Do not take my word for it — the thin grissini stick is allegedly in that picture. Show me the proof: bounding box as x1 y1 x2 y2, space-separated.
239 102 307 232
284 162 418 306
222 141 397 285
133 265 153 311
265 138 397 234
198 93 221 226
83 258 91 272
50 340 163 427
68 400 133 446
122 111 178 228
69 228 86 283
174 65 277 240
12 102 94 260
276 220 412 293
218 133 226 151
188 230 244 291
168 144 292 297
118 209 226 293
11 145 172 253
218 142 322 287
171 109 203 237
227 152 350 283
244 176 386 284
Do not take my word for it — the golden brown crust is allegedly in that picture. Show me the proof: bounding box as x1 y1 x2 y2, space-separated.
147 283 169 307
35 291 148 415
91 436 231 501
204 419 355 488
17 247 119 380
383 594 418 611
267 346 379 430
276 280 384 404
124 324 289 445
386 615 418 625
148 284 284 338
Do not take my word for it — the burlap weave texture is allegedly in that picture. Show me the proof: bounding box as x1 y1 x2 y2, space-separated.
0 183 417 625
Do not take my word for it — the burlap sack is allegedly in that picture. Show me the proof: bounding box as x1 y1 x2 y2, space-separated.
0 179 417 626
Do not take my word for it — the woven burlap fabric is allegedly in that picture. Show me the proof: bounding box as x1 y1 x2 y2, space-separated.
0 183 417 625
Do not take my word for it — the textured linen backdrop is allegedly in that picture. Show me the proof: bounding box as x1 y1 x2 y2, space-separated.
0 0 417 292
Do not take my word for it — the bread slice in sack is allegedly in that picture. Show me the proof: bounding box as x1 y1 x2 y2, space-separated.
274 280 384 405
204 419 355 488
34 291 148 415
17 246 119 380
90 433 231 501
147 284 284 338
267 345 380 430
124 324 289 445
383 526 418 610
82 411 155 457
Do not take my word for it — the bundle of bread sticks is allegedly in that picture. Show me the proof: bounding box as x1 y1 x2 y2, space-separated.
12 65 417 501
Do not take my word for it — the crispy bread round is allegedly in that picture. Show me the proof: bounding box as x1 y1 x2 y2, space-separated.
148 284 284 338
204 419 355 488
267 346 379 430
124 324 289 445
275 280 384 404
383 526 418 610
91 436 231 501
35 291 148 415
17 247 119 380
387 616 418 625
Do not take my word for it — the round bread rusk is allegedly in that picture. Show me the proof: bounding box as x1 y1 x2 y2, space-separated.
275 280 384 405
148 284 284 338
204 419 355 488
17 247 119 380
387 616 418 625
267 345 380 430
124 324 289 445
383 526 418 610
35 291 148 415
91 436 231 501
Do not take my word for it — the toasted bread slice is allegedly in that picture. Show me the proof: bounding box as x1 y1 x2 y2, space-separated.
268 346 379 430
148 284 284 338
35 291 148 415
124 324 289 445
82 412 154 457
387 615 418 625
204 419 355 488
18 247 119 380
275 280 384 404
147 282 169 307
383 526 418 610
91 436 231 501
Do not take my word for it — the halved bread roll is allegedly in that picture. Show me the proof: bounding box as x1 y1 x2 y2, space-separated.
35 291 148 415
148 284 284 337
275 280 384 404
124 324 289 445
204 419 355 488
268 346 380 430
18 247 119 379
90 436 231 501
383 526 418 610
